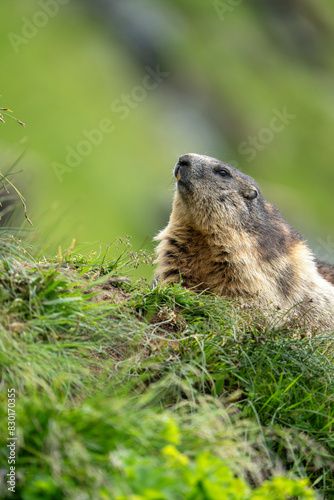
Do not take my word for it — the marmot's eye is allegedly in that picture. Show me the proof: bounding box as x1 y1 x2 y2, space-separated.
218 169 230 177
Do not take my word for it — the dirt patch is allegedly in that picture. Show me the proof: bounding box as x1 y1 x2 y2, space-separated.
90 277 130 304
88 345 127 369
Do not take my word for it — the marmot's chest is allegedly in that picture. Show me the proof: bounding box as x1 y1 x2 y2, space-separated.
164 230 294 301
171 240 248 296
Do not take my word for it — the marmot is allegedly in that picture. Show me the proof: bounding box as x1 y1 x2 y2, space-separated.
154 153 334 330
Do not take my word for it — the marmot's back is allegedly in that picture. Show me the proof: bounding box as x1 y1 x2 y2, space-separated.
154 154 334 330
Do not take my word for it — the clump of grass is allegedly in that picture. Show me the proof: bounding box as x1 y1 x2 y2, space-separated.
129 282 334 495
0 236 151 395
0 234 332 498
0 384 316 499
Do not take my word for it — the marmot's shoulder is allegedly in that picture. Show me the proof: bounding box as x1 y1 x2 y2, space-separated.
154 153 334 330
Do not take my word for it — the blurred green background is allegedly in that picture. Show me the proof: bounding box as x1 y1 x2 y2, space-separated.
1 0 334 277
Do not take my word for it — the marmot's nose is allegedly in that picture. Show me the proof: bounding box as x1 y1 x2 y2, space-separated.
177 154 193 167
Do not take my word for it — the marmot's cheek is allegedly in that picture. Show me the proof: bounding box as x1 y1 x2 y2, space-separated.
176 181 197 204
176 178 190 193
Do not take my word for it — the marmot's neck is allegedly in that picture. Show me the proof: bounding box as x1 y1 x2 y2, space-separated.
167 195 242 250
154 223 235 292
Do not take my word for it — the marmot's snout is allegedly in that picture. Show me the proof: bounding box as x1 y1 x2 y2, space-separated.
174 154 194 181
174 153 206 194
174 154 193 194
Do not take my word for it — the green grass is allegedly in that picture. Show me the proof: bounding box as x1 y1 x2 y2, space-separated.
0 234 333 499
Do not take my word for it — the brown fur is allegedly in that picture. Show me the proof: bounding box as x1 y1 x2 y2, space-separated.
154 154 334 331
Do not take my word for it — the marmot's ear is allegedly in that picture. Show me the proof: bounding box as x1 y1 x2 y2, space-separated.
243 188 258 200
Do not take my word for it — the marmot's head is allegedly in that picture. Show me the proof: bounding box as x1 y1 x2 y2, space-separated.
173 153 264 232
171 153 302 260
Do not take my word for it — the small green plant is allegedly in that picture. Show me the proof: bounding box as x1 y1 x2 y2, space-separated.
114 445 315 499
0 103 31 225
0 107 25 127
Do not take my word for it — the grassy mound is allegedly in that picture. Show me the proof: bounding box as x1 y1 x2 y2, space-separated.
0 234 333 499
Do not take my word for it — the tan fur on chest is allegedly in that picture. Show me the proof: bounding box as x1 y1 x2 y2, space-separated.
156 224 299 303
